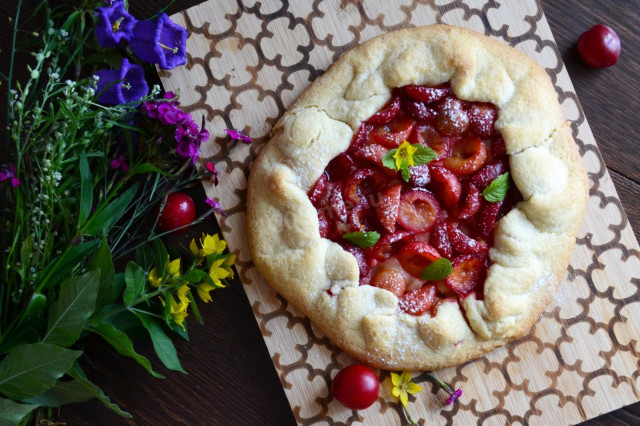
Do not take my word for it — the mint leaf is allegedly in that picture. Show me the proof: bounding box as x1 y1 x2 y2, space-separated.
483 172 511 202
401 167 410 182
382 149 398 170
342 231 381 248
420 258 453 281
412 144 437 165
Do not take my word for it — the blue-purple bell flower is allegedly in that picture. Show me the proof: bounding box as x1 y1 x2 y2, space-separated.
94 0 137 48
94 58 149 105
130 13 188 70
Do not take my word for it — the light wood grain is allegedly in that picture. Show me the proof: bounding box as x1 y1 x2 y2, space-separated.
156 0 640 424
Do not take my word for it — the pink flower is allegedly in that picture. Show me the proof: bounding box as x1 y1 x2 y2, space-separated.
157 102 188 126
110 154 130 172
0 164 20 187
141 101 159 118
205 197 226 216
225 128 252 144
164 91 178 100
205 161 219 185
446 388 462 406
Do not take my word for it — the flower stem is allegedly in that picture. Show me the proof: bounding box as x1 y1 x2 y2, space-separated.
403 406 419 426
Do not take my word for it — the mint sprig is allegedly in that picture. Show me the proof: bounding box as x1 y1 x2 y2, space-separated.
420 258 453 281
342 231 381 248
483 172 511 202
382 143 437 182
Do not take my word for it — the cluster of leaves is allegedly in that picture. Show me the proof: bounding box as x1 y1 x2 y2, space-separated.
0 2 231 424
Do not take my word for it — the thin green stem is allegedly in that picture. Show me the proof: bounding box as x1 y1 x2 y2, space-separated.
6 0 23 141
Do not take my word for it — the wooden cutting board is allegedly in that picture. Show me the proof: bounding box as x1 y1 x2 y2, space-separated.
158 0 640 424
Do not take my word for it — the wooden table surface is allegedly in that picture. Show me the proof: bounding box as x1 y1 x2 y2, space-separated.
2 0 639 425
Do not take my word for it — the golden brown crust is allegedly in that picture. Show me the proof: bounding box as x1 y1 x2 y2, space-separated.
246 25 588 370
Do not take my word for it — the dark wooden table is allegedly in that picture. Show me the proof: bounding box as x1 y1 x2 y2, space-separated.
2 0 639 425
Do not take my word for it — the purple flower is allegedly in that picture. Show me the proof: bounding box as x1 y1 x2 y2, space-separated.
110 154 129 172
175 139 200 164
225 128 252 144
95 58 149 105
141 101 159 118
0 164 20 187
157 102 188 126
94 0 137 48
130 13 188 70
446 388 462 406
205 197 226 217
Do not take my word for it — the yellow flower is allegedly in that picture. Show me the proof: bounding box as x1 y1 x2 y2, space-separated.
149 257 181 288
168 285 191 329
222 254 236 279
169 258 181 276
190 233 227 260
196 283 216 303
208 258 230 287
148 267 162 288
393 140 417 170
391 372 423 407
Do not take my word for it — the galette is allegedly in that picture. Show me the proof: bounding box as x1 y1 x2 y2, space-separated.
247 25 588 370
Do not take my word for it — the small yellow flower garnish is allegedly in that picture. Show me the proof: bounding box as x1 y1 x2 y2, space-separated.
391 372 423 407
208 258 230 287
393 140 418 170
148 257 181 287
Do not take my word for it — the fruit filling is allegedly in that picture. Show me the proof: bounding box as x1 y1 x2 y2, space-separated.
308 84 522 316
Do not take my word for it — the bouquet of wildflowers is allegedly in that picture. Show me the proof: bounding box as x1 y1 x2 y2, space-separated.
0 1 240 424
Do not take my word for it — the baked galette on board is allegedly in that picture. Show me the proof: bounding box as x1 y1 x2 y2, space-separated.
247 24 588 370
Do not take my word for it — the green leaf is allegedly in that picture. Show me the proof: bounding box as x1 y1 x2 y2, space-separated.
42 270 100 347
401 167 410 182
0 398 38 426
19 236 34 282
17 294 47 326
88 237 115 311
67 364 131 418
0 343 82 400
382 149 398 170
78 150 93 226
420 258 453 281
412 144 438 165
186 291 203 324
123 262 146 306
109 273 126 305
23 379 94 407
37 239 101 290
135 313 187 373
84 183 139 237
342 231 381 248
483 172 511 202
90 323 163 378
127 163 170 177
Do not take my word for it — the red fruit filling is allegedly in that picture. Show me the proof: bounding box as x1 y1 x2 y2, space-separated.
308 83 521 315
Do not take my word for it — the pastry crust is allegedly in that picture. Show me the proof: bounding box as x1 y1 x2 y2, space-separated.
247 25 588 370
